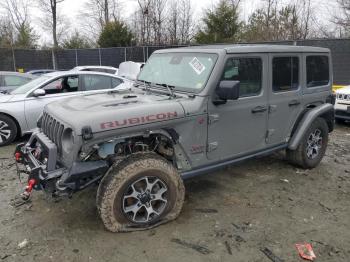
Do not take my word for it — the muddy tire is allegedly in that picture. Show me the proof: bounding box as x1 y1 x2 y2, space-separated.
0 115 17 147
96 152 185 232
287 117 329 169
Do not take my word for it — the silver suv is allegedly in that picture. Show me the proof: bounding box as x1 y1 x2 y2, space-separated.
15 45 335 232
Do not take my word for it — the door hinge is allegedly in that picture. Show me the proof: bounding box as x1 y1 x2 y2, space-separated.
265 129 275 142
269 105 277 114
208 114 219 124
207 142 218 152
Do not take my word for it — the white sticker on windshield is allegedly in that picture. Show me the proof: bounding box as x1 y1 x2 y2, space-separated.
189 57 206 75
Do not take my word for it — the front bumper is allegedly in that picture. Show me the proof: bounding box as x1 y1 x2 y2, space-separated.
334 103 350 120
15 132 109 194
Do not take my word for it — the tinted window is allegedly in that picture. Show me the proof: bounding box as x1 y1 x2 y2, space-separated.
221 57 262 97
83 75 112 91
273 57 299 92
306 56 329 87
42 76 79 95
112 78 123 88
3 75 30 86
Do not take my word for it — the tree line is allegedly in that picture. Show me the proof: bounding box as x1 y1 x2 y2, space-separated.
0 0 350 50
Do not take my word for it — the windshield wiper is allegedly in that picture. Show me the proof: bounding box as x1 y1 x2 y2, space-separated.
157 83 176 98
135 80 176 98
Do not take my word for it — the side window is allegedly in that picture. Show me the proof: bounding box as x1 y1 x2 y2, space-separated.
306 56 329 87
83 75 112 91
272 57 299 92
221 57 262 97
42 76 79 95
3 75 29 86
112 78 123 88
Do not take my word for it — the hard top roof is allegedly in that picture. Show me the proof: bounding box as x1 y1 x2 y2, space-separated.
156 44 330 54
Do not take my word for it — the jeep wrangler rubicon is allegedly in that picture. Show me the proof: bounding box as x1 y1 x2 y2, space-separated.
15 45 335 232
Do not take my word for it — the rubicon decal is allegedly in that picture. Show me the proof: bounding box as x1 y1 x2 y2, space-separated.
100 112 178 129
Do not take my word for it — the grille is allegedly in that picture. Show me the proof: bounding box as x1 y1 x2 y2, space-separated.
41 112 65 153
337 93 350 101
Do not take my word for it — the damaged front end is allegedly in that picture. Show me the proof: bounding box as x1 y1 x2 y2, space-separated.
14 131 109 199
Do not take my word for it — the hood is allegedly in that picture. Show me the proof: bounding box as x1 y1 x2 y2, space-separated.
0 93 14 103
45 90 185 135
336 85 350 95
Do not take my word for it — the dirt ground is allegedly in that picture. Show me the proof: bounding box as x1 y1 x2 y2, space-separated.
0 124 349 262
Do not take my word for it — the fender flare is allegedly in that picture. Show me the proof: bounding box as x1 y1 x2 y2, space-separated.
288 103 334 150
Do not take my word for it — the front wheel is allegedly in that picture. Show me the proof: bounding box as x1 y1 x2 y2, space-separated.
0 115 17 147
96 152 185 232
287 117 329 169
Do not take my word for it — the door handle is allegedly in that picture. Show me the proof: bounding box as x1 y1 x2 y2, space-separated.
289 100 301 107
251 106 268 114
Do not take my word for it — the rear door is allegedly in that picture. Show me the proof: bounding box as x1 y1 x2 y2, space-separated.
266 54 303 145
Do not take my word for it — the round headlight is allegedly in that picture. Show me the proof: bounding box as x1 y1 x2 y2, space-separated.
61 128 74 153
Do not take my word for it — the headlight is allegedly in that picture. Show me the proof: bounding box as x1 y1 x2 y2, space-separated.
61 128 74 153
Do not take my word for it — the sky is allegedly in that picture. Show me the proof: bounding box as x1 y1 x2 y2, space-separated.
1 0 336 45
31 0 273 44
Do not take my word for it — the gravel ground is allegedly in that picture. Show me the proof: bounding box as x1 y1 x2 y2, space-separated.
0 124 349 262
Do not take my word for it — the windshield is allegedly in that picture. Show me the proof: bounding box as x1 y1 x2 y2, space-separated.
138 52 218 92
11 76 51 94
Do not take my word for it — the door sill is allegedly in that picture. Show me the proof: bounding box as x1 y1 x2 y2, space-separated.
181 143 288 180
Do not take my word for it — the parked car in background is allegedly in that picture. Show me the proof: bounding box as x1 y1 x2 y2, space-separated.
27 69 57 76
72 66 118 75
0 72 35 93
0 71 132 146
335 85 350 123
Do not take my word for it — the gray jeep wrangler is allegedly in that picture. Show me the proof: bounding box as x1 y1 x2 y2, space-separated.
15 45 335 232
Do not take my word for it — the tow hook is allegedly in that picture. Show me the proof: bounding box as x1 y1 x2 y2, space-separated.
21 179 36 201
15 152 22 162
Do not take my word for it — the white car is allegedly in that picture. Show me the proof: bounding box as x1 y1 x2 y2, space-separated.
0 71 132 146
335 85 350 123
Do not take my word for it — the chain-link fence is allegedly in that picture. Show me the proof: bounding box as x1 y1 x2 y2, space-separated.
0 45 185 72
0 39 349 84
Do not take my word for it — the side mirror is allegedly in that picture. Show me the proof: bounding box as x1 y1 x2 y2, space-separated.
215 81 240 102
33 89 46 97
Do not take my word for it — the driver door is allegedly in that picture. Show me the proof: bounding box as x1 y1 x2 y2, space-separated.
207 54 269 161
24 75 82 131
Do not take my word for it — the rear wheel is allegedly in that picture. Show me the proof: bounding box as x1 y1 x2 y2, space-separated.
0 115 17 146
96 152 185 232
287 117 329 169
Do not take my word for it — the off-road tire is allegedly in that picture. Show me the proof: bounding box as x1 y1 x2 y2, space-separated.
287 117 329 169
96 152 185 232
0 115 17 147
